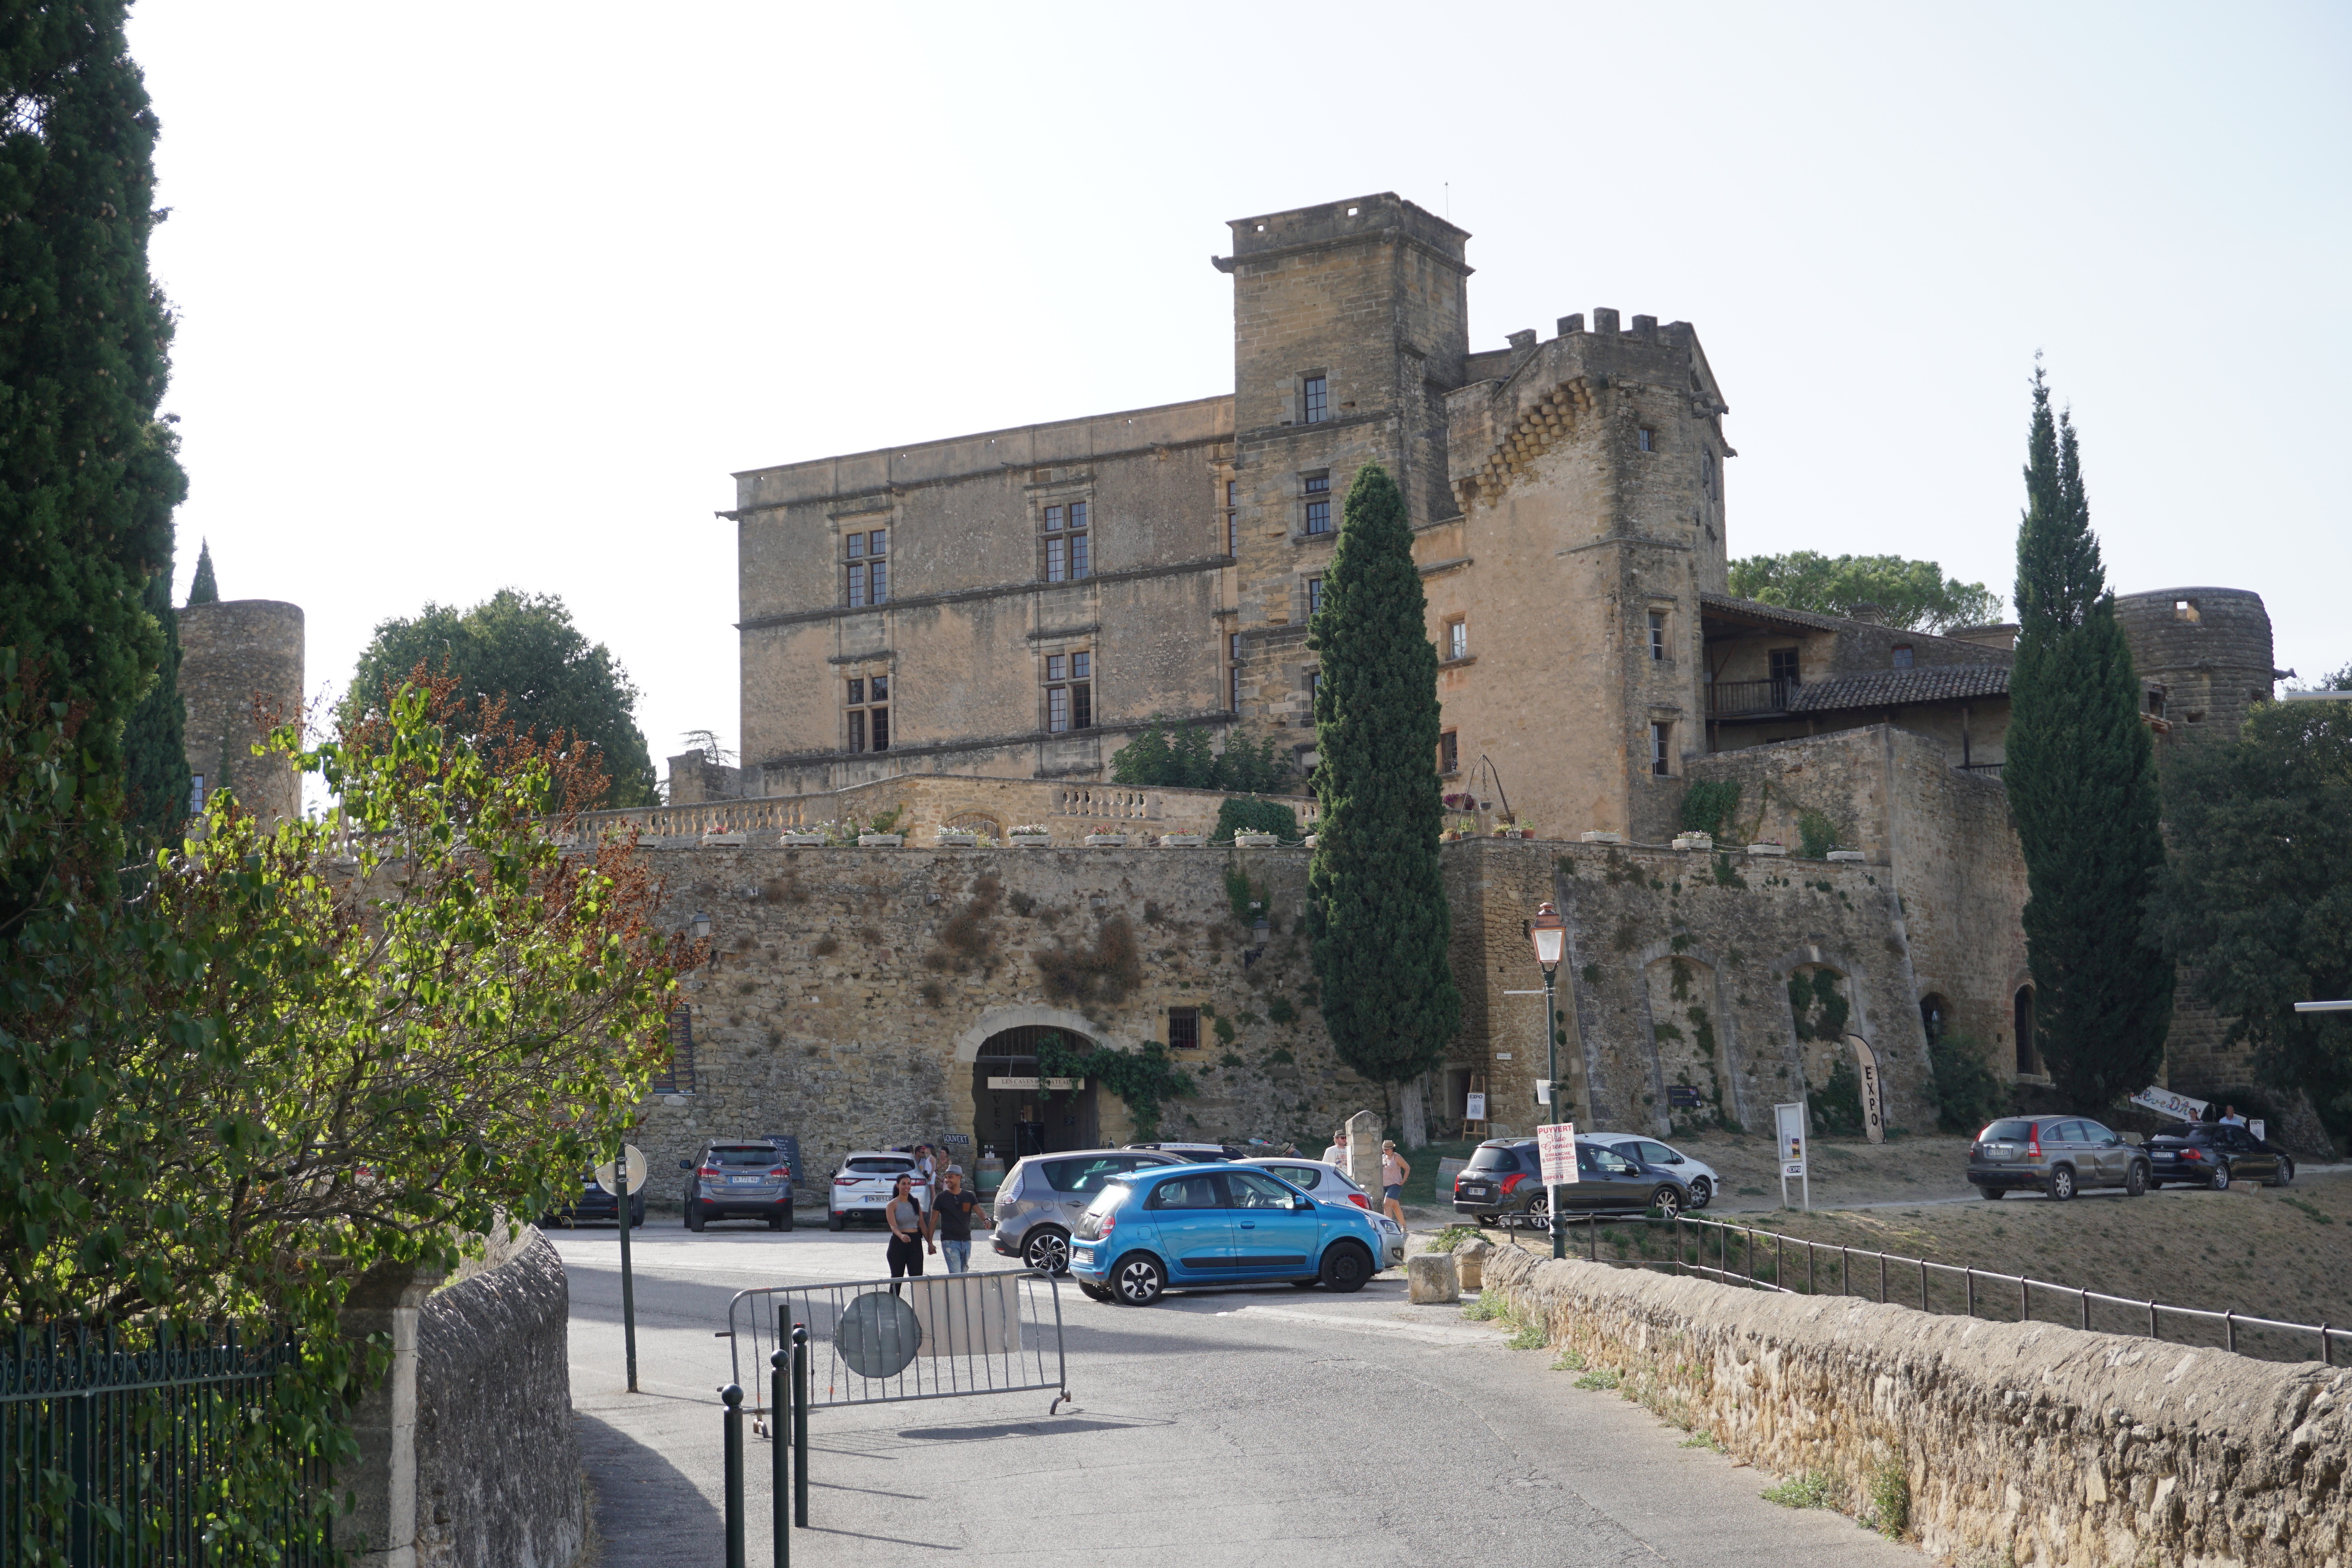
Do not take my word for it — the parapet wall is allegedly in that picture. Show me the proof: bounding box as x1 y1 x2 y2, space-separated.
1475 1242 2351 1566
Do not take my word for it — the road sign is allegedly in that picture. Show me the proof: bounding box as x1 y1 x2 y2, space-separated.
1773 1102 1810 1211
1537 1122 1578 1185
596 1144 648 1196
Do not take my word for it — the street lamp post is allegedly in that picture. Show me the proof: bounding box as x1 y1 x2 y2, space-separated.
1529 901 1568 1259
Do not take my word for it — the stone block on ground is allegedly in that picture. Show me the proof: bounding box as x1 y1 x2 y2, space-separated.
1406 1252 1459 1303
1454 1238 1493 1289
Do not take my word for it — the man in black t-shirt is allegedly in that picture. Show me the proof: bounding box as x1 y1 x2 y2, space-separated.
929 1168 981 1275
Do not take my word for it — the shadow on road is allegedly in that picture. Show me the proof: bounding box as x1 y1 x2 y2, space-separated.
574 1409 722 1560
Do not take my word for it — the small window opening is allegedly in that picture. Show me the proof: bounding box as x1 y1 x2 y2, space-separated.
1305 577 1325 617
844 673 890 754
1168 1007 1201 1051
1636 427 1654 452
1228 633 1244 714
1650 722 1672 776
1447 618 1468 661
1302 472 1331 534
2174 600 2200 623
1302 376 1329 424
1891 644 1915 669
1045 651 1093 733
844 528 888 606
1438 730 1458 775
1648 611 1666 663
1043 501 1090 581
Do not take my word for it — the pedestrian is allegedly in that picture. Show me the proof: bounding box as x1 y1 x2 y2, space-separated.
1379 1139 1411 1225
912 1144 937 1186
2220 1104 2248 1128
884 1173 931 1295
1321 1128 1347 1166
930 1166 980 1275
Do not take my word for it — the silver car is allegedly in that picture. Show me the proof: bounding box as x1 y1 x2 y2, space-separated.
1581 1134 1722 1209
989 1148 1184 1273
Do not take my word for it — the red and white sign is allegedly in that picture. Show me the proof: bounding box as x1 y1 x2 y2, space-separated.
1538 1122 1579 1186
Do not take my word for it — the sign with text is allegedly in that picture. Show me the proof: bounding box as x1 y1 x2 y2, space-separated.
1845 1034 1886 1145
1465 1092 1488 1121
2129 1084 2208 1123
1535 1079 1552 1105
1773 1101 1811 1211
1666 1085 1705 1109
1537 1122 1579 1185
985 1076 1083 1091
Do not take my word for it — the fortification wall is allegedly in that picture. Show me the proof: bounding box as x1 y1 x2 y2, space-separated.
1473 1242 2350 1567
176 599 304 825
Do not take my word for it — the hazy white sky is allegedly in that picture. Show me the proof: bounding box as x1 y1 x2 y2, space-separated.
126 2 2351 778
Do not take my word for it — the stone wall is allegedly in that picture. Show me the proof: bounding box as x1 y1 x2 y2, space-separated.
413 1229 584 1568
634 843 1373 1184
177 599 304 825
1474 1242 2350 1567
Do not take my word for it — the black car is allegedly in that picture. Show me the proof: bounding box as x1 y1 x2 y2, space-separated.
2144 1122 2295 1191
1451 1136 1690 1225
543 1167 646 1228
680 1142 797 1231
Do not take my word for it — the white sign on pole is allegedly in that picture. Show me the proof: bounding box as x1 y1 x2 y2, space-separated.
2251 1119 2267 1142
1535 1079 1552 1105
1465 1092 1488 1121
1845 1033 1885 1145
2128 1084 2207 1122
1537 1122 1579 1185
1772 1102 1809 1211
595 1144 649 1196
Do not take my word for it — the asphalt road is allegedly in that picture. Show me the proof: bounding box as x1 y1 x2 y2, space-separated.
556 1222 1916 1566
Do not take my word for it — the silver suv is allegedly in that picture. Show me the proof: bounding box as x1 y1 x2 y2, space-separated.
989 1148 1184 1273
1969 1115 2151 1201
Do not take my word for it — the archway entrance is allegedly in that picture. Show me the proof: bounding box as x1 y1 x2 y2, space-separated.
2013 986 2037 1075
973 1024 1100 1160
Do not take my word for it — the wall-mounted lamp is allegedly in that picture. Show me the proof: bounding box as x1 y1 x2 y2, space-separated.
691 911 712 941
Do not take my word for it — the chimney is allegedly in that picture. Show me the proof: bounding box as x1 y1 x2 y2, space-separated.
1847 602 1886 625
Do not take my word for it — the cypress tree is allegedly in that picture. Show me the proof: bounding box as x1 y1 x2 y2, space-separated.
1306 464 1461 1090
2005 365 2173 1108
186 537 218 603
0 5 188 819
121 536 190 848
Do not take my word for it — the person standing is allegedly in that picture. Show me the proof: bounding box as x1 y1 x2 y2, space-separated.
1321 1129 1348 1167
1379 1139 1411 1225
930 1166 980 1275
884 1173 931 1295
2220 1105 2248 1128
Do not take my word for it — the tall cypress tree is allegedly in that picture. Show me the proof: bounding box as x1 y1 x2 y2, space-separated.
186 537 217 603
1306 464 1461 1091
0 6 187 853
2005 365 2173 1108
121 529 190 848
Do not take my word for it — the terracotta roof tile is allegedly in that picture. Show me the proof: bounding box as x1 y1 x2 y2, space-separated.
1788 665 2012 713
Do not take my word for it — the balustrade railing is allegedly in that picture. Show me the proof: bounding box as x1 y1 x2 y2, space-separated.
1706 678 1799 717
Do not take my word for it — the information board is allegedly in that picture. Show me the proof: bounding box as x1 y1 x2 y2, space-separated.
1773 1102 1809 1211
1465 1092 1488 1121
1537 1122 1579 1185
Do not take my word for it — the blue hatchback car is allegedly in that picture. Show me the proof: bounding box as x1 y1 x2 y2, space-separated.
1065 1162 1404 1306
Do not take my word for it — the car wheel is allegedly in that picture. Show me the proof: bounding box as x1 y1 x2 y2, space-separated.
1319 1241 1374 1294
1686 1176 1713 1209
2209 1162 2231 1191
1524 1191 1549 1232
1110 1252 1164 1306
827 1211 845 1232
780 1209 796 1231
2047 1166 2076 1201
2124 1161 2147 1197
1023 1227 1072 1276
2269 1158 2295 1188
1979 1186 2005 1200
769 1213 785 1231
1650 1186 1685 1221
1077 1282 1114 1303
686 1203 707 1232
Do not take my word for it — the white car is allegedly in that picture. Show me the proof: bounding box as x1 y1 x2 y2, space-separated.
1228 1157 1376 1212
1582 1134 1721 1209
825 1149 933 1230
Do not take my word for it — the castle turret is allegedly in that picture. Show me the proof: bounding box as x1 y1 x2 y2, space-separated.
2113 587 2274 751
178 599 306 825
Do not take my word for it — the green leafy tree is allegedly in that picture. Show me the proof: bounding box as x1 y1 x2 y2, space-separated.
342 589 657 806
1213 798 1299 842
1726 551 2002 633
2004 365 2173 1109
0 3 188 865
1305 464 1461 1087
1109 716 1289 793
2149 697 2352 1138
119 533 190 850
186 536 218 603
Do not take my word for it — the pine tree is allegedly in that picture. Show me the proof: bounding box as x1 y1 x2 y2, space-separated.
2005 365 2173 1108
0 5 188 842
1305 464 1461 1088
187 537 218 604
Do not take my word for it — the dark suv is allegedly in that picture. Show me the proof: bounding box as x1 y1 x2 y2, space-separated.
1968 1116 2150 1200
679 1141 796 1231
2144 1122 2294 1190
1450 1136 1690 1225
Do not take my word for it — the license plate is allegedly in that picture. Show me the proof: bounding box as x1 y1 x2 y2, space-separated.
860 1194 884 1203
1460 1185 1489 1197
1071 1248 1093 1265
730 1175 762 1185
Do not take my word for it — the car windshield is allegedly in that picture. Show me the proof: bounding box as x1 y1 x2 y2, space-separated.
1981 1120 2032 1142
711 1147 779 1166
846 1158 914 1176
1467 1145 1522 1172
1262 1165 1322 1189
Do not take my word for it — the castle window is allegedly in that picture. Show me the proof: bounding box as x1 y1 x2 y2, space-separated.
1302 376 1329 424
1447 618 1468 661
1703 452 1716 497
188 774 206 814
1303 472 1332 535
843 528 888 607
1438 730 1459 775
1305 668 1321 706
1636 427 1654 452
2146 688 2166 718
1168 1007 1201 1051
844 674 890 754
1769 647 1800 686
1045 651 1092 733
653 1007 697 1095
1648 611 1666 662
2174 599 2200 623
1228 633 1243 713
1650 721 1672 776
1225 480 1238 556
1305 576 1325 617
1891 644 1915 669
1043 502 1090 581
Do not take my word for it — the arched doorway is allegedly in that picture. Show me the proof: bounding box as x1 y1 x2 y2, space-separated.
1919 994 1947 1049
973 1024 1100 1159
2013 986 2037 1075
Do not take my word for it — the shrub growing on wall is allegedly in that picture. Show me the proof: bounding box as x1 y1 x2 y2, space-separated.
1679 780 1740 840
1927 1030 2009 1133
1213 797 1300 842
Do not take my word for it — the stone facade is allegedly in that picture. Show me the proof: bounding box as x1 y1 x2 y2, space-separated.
176 599 304 825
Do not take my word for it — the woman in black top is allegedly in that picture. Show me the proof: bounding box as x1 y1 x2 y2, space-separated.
884 1173 930 1295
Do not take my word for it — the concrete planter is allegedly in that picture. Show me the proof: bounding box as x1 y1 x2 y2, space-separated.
857 833 904 848
1672 833 1714 852
1746 842 1787 857
700 831 747 847
1007 833 1053 847
934 832 979 848
1083 833 1129 847
1826 849 1866 862
1579 830 1623 844
1233 833 1279 848
1157 833 1204 847
779 833 825 847
1302 834 1319 848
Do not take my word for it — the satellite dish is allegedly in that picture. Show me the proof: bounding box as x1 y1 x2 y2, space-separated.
836 1291 923 1380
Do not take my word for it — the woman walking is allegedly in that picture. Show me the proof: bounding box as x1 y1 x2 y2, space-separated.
884 1172 931 1295
1379 1140 1411 1225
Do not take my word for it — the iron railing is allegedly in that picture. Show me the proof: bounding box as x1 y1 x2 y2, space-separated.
1 1322 330 1566
1955 761 2006 779
1707 678 1800 717
1516 1215 2344 1366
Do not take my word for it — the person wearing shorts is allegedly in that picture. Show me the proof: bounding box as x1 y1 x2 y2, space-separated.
1379 1140 1410 1225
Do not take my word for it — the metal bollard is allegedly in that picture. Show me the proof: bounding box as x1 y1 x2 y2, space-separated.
771 1349 789 1567
721 1383 747 1568
791 1325 810 1528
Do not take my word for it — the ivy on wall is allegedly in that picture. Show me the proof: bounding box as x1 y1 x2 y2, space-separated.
1036 1030 1197 1142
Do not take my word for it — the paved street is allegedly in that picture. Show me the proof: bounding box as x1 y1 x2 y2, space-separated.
557 1224 1915 1566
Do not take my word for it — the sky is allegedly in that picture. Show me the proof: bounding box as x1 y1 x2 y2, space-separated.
125 2 2352 788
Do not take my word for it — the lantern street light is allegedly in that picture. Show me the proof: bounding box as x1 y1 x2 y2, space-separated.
1528 901 1568 1259
691 911 713 942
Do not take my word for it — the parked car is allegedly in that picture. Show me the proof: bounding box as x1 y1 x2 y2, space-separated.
543 1166 646 1228
1067 1163 1405 1306
1450 1136 1691 1225
1967 1116 2151 1200
1228 1157 1373 1209
2143 1122 2295 1190
679 1141 796 1232
826 1149 931 1231
1580 1134 1721 1209
1122 1142 1242 1161
990 1148 1187 1272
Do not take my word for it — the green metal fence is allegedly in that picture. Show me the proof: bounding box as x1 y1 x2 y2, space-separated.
1 1322 330 1566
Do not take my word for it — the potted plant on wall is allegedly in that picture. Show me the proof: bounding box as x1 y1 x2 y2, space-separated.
934 827 979 848
1083 830 1129 847
1745 838 1787 857
1007 824 1053 846
1156 831 1204 847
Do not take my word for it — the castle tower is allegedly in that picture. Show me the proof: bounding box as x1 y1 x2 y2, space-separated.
1214 195 1471 767
178 599 306 825
2112 587 2276 753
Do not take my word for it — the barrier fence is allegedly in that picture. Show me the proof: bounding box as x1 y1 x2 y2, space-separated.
1517 1214 2345 1366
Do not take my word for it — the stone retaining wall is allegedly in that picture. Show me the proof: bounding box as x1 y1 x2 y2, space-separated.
413 1229 584 1568
1474 1242 2350 1566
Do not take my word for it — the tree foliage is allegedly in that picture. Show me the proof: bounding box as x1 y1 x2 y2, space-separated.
2004 365 2173 1109
186 536 217 604
1305 464 1461 1086
2148 698 2352 1138
1212 797 1301 843
0 657 685 1549
119 532 189 852
1035 1029 1195 1142
1726 551 2002 633
341 589 657 807
1109 717 1290 794
0 2 188 859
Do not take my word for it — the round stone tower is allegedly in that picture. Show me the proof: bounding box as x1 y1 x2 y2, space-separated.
177 600 306 825
2112 587 2274 753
